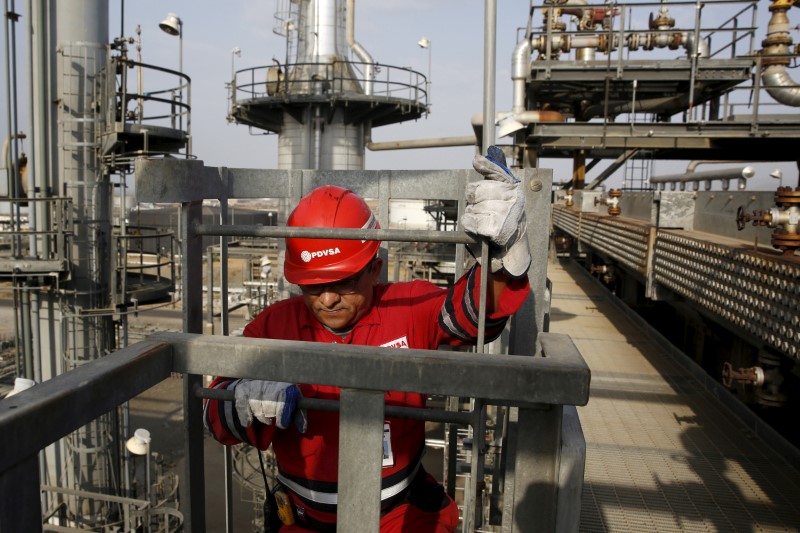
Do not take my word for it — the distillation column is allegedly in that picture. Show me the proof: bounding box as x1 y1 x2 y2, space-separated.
31 0 117 522
229 0 427 171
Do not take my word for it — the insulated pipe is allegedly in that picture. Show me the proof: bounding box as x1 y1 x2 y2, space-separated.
581 92 692 119
366 136 476 151
346 0 374 95
650 166 755 190
651 166 755 183
511 39 530 114
761 1 800 106
763 67 800 106
683 31 710 59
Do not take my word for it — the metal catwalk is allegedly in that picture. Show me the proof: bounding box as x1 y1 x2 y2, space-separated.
548 260 800 532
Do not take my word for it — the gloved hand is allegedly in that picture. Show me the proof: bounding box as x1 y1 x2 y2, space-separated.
461 146 531 278
234 380 307 433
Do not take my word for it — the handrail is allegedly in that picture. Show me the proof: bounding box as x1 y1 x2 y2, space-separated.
134 162 564 532
232 60 427 105
0 197 73 262
0 331 588 532
160 332 589 406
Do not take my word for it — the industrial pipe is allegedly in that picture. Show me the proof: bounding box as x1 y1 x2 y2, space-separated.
346 0 375 95
366 136 476 151
511 39 530 114
761 1 800 106
515 2 711 122
650 166 755 191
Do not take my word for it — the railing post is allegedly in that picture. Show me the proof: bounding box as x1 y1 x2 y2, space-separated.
337 389 385 532
182 200 206 531
0 455 41 532
510 405 563 533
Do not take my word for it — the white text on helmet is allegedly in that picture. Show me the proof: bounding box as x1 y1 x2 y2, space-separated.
301 248 342 263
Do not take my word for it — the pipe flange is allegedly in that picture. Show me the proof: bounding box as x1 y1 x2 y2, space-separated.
769 0 795 12
597 34 609 53
756 389 788 407
607 206 622 216
762 35 794 47
774 187 800 205
608 189 623 198
668 33 682 50
771 230 800 249
762 55 793 67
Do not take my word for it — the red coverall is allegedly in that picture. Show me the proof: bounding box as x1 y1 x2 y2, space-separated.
205 265 530 532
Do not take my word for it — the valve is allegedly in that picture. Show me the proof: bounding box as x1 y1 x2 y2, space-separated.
736 186 800 255
721 361 764 387
590 263 616 285
755 351 789 408
594 188 622 215
721 351 789 408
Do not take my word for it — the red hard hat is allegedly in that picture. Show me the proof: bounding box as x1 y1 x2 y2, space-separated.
284 185 380 285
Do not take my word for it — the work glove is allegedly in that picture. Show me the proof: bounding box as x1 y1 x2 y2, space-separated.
461 146 532 278
234 379 307 433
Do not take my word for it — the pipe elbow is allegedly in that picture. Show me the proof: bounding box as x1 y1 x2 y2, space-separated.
763 65 800 106
512 40 531 80
683 32 710 59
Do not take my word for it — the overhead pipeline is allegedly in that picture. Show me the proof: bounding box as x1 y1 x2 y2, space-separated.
761 1 800 107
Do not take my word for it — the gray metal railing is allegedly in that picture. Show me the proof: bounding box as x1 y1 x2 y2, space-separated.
0 330 589 532
232 61 428 107
0 162 590 532
0 196 73 274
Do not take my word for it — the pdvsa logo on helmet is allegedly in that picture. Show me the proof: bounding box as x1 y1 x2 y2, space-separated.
300 248 342 263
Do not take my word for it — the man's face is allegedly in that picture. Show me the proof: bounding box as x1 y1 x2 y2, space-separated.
300 259 382 331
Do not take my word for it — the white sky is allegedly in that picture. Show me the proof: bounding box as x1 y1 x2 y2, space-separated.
3 0 798 190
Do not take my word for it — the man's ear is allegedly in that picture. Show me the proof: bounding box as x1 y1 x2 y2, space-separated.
371 257 384 284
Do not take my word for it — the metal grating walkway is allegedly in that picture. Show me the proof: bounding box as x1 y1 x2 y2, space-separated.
547 260 800 533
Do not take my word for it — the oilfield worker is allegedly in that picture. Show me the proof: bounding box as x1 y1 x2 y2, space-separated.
204 147 532 532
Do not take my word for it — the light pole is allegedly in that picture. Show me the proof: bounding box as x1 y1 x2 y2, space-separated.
417 38 431 108
770 169 784 188
126 428 152 531
159 13 183 129
230 47 241 103
231 46 241 83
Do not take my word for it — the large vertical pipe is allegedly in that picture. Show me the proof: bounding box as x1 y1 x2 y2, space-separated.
481 0 497 155
49 0 114 512
278 0 365 170
4 0 26 257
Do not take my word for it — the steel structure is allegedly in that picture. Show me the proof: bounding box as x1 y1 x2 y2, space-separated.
0 163 591 532
532 0 800 426
1 2 185 528
228 0 428 170
503 0 800 172
128 160 590 532
0 325 589 533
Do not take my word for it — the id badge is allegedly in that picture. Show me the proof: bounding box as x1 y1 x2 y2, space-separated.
382 423 394 467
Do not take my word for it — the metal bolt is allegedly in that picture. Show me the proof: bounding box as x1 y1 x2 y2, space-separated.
529 179 542 192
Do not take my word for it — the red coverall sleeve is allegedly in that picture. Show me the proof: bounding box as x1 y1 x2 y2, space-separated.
436 264 529 346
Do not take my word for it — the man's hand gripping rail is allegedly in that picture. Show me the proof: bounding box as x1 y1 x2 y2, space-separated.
461 145 531 278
